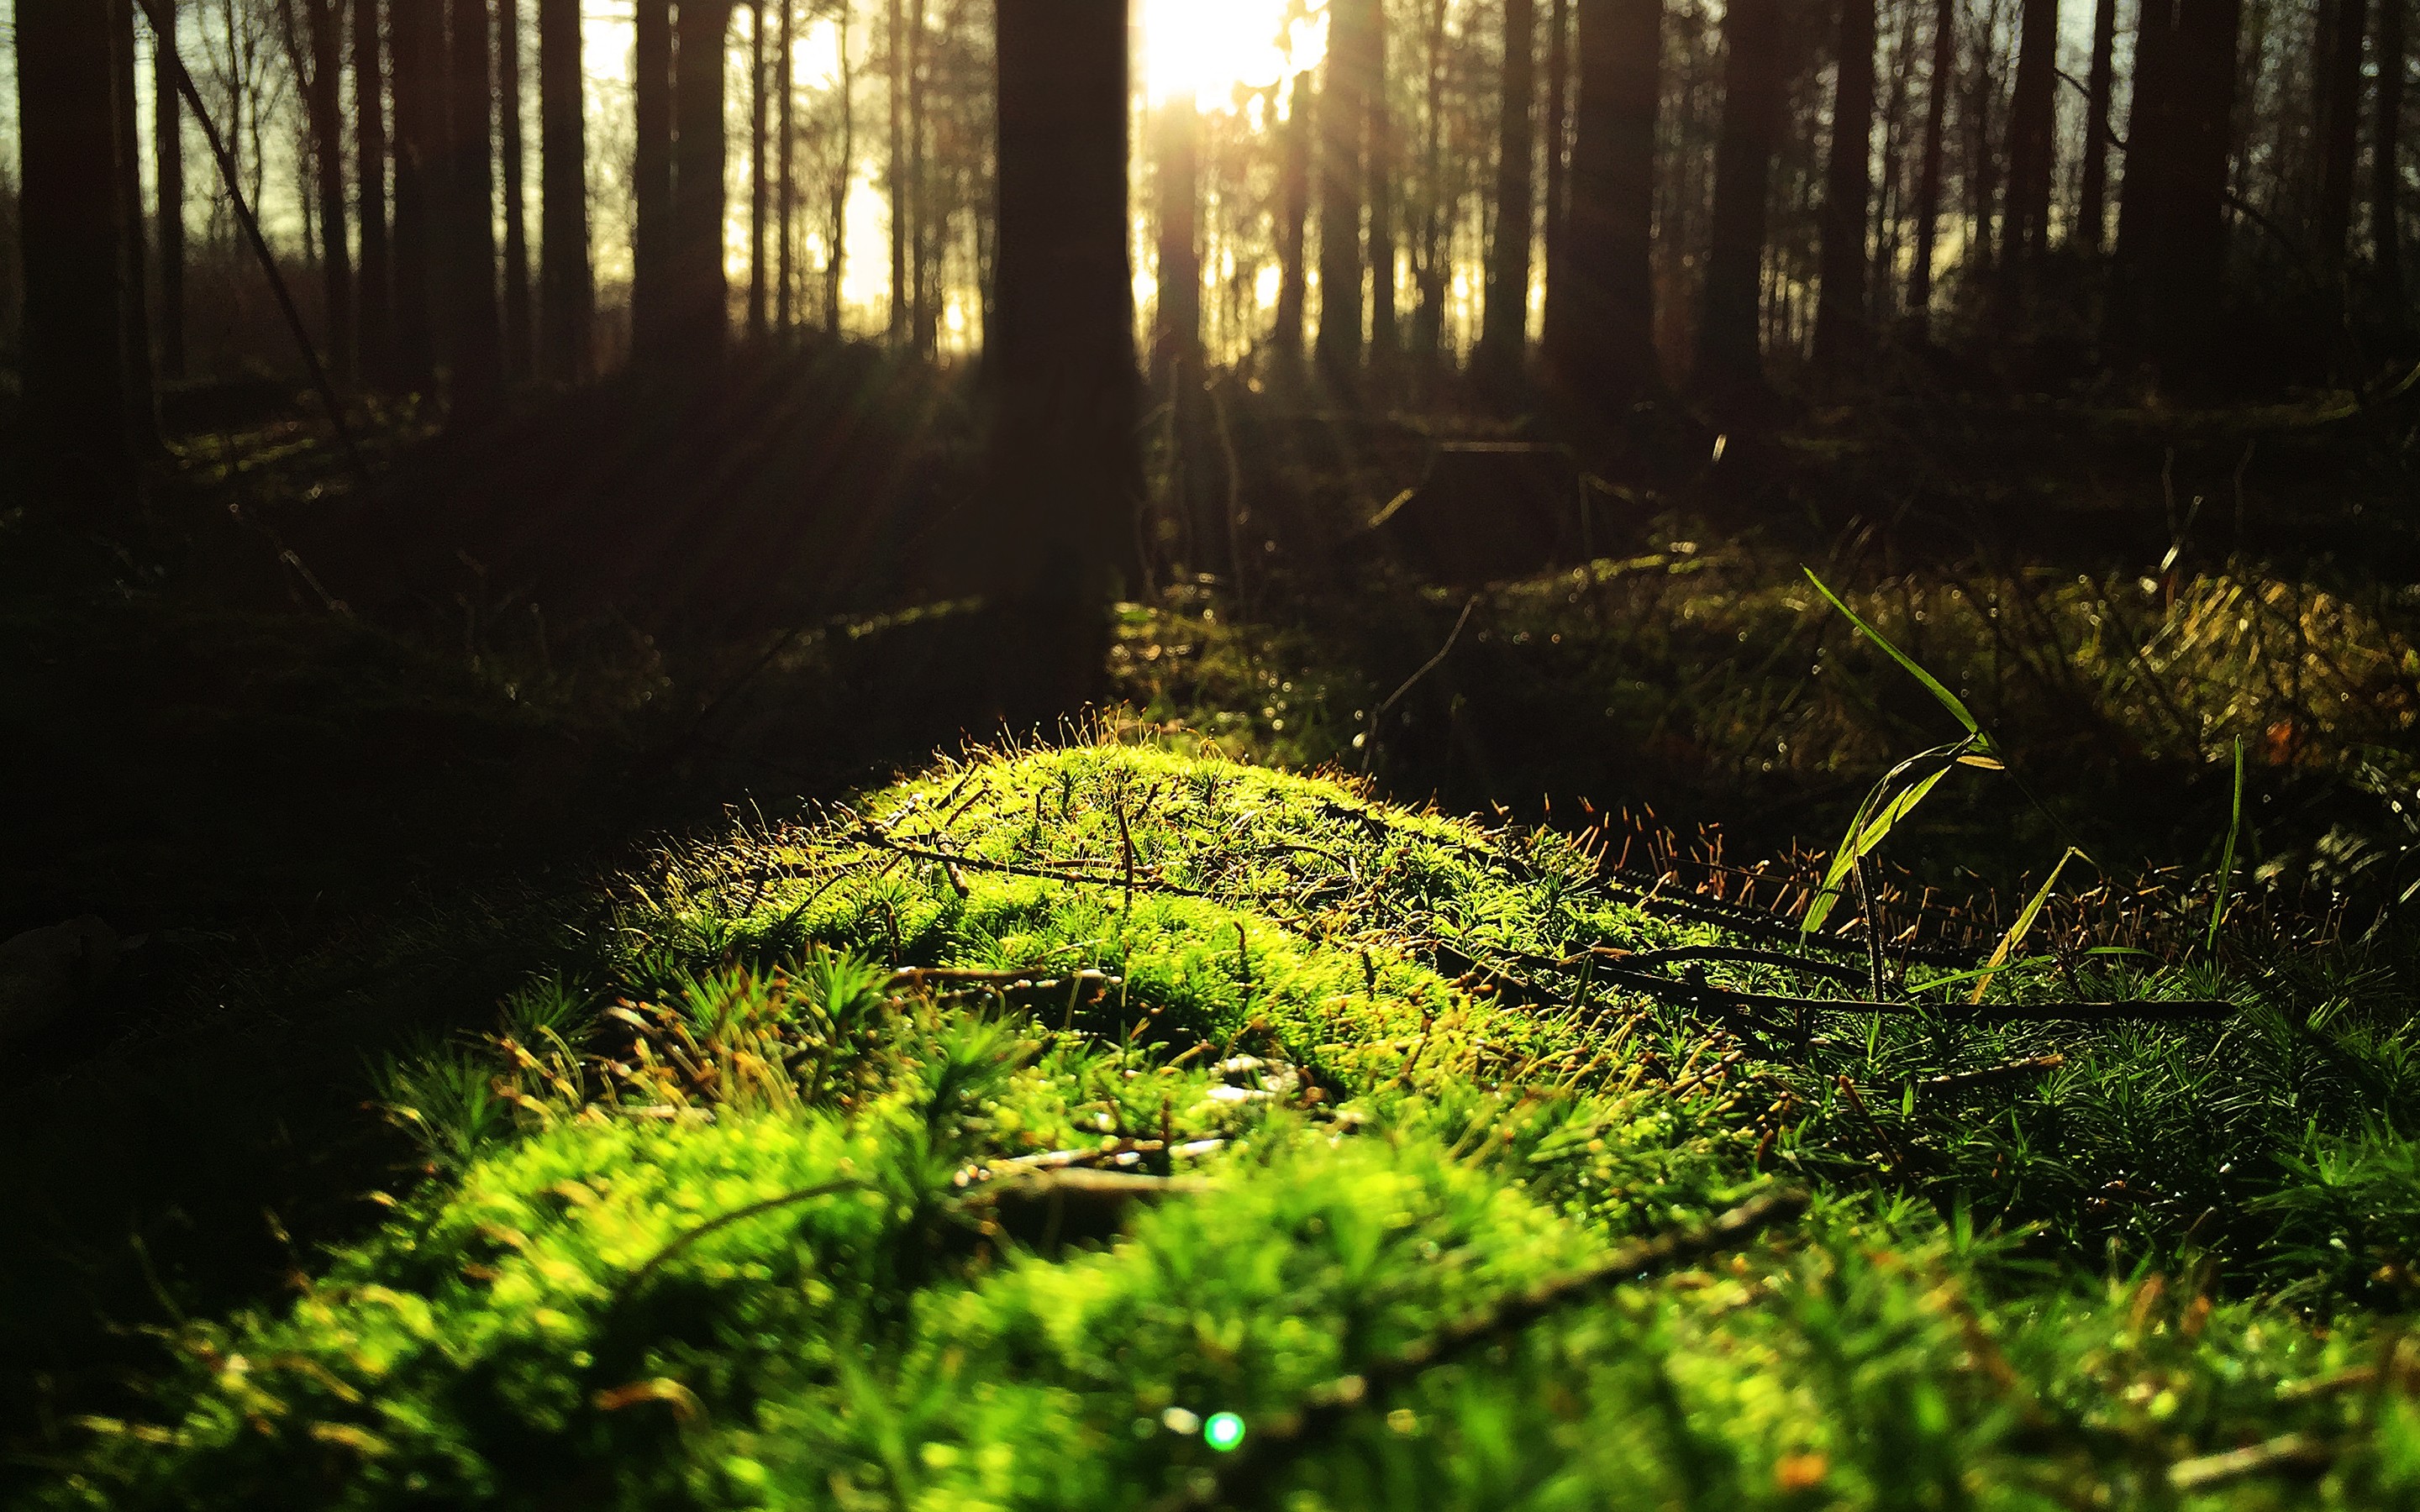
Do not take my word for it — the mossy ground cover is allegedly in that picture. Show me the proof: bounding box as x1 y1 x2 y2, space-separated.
26 738 2420 1510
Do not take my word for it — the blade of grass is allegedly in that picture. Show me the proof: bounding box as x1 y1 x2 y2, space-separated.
1971 847 2090 1004
2207 738 2244 955
1804 568 1992 751
1803 745 1966 936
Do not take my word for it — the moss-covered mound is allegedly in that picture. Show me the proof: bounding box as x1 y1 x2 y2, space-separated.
34 743 2420 1510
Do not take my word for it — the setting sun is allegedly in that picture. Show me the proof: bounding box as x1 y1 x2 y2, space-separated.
1138 0 1325 109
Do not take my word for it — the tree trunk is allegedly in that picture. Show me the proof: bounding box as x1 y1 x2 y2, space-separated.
2110 0 2242 384
445 0 502 407
1907 0 1952 323
1697 0 1785 396
828 2 852 334
908 0 935 354
886 0 908 339
297 0 354 385
671 0 737 359
1367 3 1397 359
747 0 769 339
1275 68 1313 354
391 0 443 390
2377 0 2407 313
1541 0 1571 282
20 0 147 513
112 0 155 441
986 0 1138 711
1544 0 1663 402
1873 0 1919 322
632 0 671 358
498 0 531 375
2077 0 2117 249
537 0 589 377
1992 0 2055 319
1316 0 1373 373
775 0 795 332
355 0 392 384
2316 0 2369 297
1480 0 1538 377
1152 98 1201 386
1813 0 1880 375
1413 0 1447 365
154 0 188 381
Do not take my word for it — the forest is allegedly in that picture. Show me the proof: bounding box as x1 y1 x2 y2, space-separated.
7 0 2420 1504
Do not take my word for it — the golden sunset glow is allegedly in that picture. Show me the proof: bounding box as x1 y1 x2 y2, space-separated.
1138 0 1324 109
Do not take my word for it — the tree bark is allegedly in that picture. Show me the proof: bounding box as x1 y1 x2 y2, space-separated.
2377 0 2407 313
537 0 589 377
1541 0 1572 281
671 0 738 359
828 1 852 334
2316 0 2369 296
986 0 1139 711
1544 0 1663 403
20 0 148 513
886 0 908 339
2110 0 2243 384
445 0 502 408
775 0 795 331
2077 0 2117 249
1906 0 1952 324
1992 0 2055 319
908 0 934 354
1152 98 1201 386
154 0 188 381
631 0 671 359
1813 0 1880 375
1317 0 1374 373
1480 0 1538 376
498 0 531 375
355 0 392 385
298 0 354 385
1696 0 1785 397
1367 2 1397 358
1412 0 1447 364
747 0 769 339
1275 68 1313 354
390 0 443 391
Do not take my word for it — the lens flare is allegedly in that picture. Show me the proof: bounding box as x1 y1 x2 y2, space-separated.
1139 0 1327 110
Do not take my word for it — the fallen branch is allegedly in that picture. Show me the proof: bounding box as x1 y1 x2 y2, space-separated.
2167 1432 2333 1492
850 830 1215 899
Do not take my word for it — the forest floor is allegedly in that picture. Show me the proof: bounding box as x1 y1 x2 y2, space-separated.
6 350 2420 1506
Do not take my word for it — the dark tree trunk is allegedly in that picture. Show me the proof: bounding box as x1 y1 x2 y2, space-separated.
886 0 907 339
111 0 155 439
2378 0 2407 313
827 2 852 334
1813 0 1881 375
2078 0 2117 249
498 0 531 375
671 0 738 359
1873 0 1919 322
1275 68 1313 355
1544 0 1663 402
2316 0 2370 295
747 0 769 339
908 0 934 355
1153 98 1201 386
631 0 671 358
153 0 187 381
1480 0 1538 376
775 0 795 332
2110 0 2243 384
299 0 355 384
986 0 1139 711
1992 0 2056 318
1412 0 1447 364
1317 0 1374 373
1542 0 1572 279
1368 3 1397 359
391 0 443 391
355 0 392 385
537 0 589 377
20 0 148 513
445 0 502 408
1963 8 2004 277
1697 0 1785 396
1907 0 1952 323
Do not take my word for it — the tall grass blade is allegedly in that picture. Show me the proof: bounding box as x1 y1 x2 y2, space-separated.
1971 847 2089 1004
1803 568 1991 749
2207 737 2244 954
1803 744 1965 937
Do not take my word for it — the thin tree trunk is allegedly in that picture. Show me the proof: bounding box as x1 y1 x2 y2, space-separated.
987 0 1138 709
908 0 934 354
1813 0 1880 375
748 0 769 339
672 0 738 357
19 0 146 512
1544 0 1663 402
445 0 501 407
355 0 392 384
632 0 671 358
1275 67 1312 354
1992 0 2055 319
1413 0 1446 364
1480 0 1538 375
2316 0 2370 296
829 2 852 334
1873 0 1918 321
1964 0 2004 278
1697 0 1785 396
1368 2 1397 359
1541 0 1571 282
498 0 530 375
886 0 907 338
1153 98 1201 386
1317 0 1374 373
113 0 155 441
390 0 442 390
2078 0 2117 249
775 0 794 333
284 0 354 383
154 0 188 381
537 0 589 377
2376 0 2407 313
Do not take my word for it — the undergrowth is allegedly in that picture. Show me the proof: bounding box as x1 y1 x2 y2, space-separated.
26 740 2420 1509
